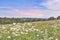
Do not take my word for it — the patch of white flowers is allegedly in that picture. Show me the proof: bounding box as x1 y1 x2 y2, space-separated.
0 22 60 40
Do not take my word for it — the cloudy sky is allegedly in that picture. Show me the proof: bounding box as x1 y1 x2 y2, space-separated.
0 0 60 18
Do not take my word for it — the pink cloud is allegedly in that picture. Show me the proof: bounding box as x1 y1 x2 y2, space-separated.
0 6 44 18
11 9 44 18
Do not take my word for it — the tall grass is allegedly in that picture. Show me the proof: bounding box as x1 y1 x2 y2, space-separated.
0 20 60 40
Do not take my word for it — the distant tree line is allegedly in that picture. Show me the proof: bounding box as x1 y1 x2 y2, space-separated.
0 17 47 24
48 16 60 20
0 16 60 24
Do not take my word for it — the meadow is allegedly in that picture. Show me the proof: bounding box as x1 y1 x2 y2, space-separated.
0 20 60 40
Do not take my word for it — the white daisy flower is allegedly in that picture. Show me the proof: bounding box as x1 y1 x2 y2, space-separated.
55 38 58 40
36 34 39 37
7 36 11 38
21 32 24 34
13 23 16 25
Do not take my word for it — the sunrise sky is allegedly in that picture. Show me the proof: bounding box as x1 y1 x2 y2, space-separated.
0 0 60 18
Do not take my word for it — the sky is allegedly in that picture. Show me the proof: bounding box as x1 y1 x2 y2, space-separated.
0 0 60 18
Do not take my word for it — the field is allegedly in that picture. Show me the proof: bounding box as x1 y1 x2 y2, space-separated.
0 20 60 40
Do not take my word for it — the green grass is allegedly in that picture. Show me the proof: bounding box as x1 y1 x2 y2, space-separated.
0 20 60 40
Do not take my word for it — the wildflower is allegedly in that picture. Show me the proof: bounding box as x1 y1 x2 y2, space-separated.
19 26 21 28
14 39 15 40
0 36 1 39
29 29 32 31
58 24 60 26
49 37 53 40
40 31 44 33
27 23 32 25
7 31 10 33
7 36 11 38
51 25 54 27
16 29 19 31
35 29 39 31
25 33 28 34
25 30 29 32
33 29 36 31
12 32 19 36
2 27 6 29
36 34 39 37
40 39 43 40
21 32 24 34
22 28 25 30
9 25 11 26
12 32 16 35
14 34 18 36
55 38 58 40
13 23 16 25
51 25 57 28
10 27 16 31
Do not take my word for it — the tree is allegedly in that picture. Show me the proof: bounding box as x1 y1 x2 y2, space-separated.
57 16 60 19
48 17 56 20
